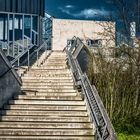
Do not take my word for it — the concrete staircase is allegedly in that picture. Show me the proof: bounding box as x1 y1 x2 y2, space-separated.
0 51 95 139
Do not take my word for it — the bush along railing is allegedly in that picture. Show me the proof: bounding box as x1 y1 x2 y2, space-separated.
65 37 118 140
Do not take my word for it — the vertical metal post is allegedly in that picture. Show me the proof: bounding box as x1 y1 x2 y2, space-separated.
7 14 9 56
37 16 40 46
28 49 30 67
37 51 39 66
12 14 15 57
34 33 36 45
22 15 24 51
18 58 20 67
18 44 19 56
30 16 33 45
27 38 28 48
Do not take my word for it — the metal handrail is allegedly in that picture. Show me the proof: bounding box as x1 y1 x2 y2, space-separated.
32 29 38 35
65 36 118 140
35 37 51 66
11 44 34 67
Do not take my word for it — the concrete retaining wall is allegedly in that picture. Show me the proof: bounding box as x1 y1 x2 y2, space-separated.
0 50 22 109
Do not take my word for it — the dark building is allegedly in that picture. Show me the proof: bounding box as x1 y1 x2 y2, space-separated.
0 0 45 58
0 0 44 16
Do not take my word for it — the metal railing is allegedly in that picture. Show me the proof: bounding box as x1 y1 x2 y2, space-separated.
35 37 51 66
11 44 34 67
24 35 32 48
65 37 118 140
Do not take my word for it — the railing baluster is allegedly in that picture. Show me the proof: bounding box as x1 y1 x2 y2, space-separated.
28 49 30 67
37 51 39 66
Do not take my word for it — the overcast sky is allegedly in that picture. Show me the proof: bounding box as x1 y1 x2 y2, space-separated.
45 0 140 36
45 0 116 20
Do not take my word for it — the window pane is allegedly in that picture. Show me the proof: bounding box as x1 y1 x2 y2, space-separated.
15 15 22 41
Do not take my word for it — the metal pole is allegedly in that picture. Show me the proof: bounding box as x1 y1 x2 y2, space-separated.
18 44 19 56
34 33 36 45
7 14 9 55
18 58 20 67
31 16 32 45
28 49 30 67
37 51 39 66
22 15 24 51
12 14 15 57
27 38 28 48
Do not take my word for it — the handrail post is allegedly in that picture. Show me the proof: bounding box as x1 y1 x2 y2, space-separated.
18 58 20 67
28 49 30 68
8 42 9 56
34 34 36 45
27 39 28 48
37 51 39 66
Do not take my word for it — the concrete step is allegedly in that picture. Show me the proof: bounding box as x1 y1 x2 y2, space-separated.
1 116 90 122
21 86 75 91
22 79 73 83
2 110 87 117
22 77 73 80
46 60 66 63
9 100 85 105
4 105 86 111
49 56 66 58
27 71 71 75
28 69 70 72
0 122 92 129
21 84 74 88
43 62 66 65
20 92 78 96
24 73 71 77
14 95 81 100
0 129 93 136
28 69 70 73
30 67 67 70
22 80 74 84
0 136 94 140
21 88 76 93
44 62 66 65
22 82 74 86
39 66 67 69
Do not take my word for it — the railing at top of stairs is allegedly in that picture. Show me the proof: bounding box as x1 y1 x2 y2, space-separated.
65 36 118 140
11 37 52 69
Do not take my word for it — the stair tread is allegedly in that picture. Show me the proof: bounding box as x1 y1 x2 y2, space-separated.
0 128 94 136
9 100 85 105
4 105 86 110
1 116 90 122
0 136 94 140
1 110 87 116
0 122 92 128
14 95 82 100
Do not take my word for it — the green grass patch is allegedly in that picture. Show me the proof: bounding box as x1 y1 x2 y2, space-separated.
118 133 140 140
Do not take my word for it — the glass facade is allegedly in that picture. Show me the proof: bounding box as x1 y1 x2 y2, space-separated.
42 15 52 49
0 0 44 58
0 13 38 57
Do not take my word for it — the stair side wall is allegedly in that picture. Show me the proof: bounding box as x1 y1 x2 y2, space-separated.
0 50 21 109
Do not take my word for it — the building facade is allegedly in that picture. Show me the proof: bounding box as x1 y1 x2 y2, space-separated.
52 19 116 51
0 0 44 57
